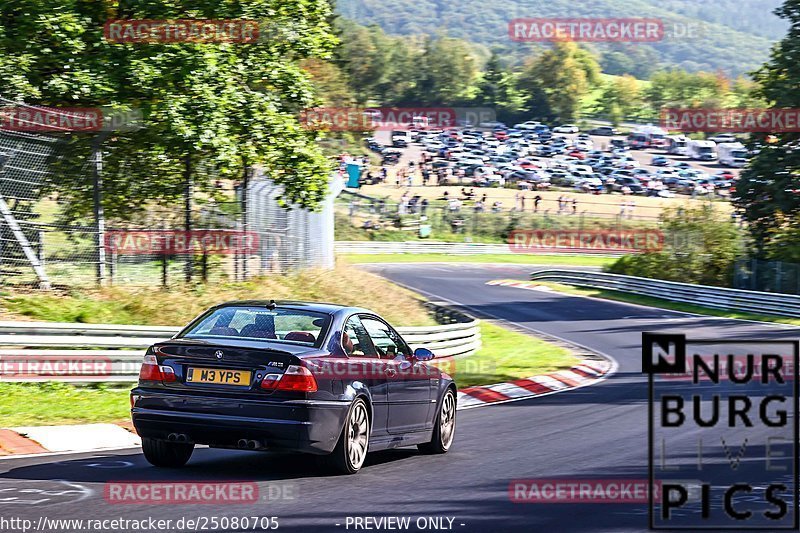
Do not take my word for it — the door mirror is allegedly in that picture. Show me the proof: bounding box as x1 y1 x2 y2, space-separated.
413 347 435 361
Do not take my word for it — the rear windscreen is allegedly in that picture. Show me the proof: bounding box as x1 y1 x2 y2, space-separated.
181 306 331 347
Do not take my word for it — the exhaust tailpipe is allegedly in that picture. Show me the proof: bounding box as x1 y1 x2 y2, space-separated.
167 433 178 441
247 440 258 450
237 439 249 449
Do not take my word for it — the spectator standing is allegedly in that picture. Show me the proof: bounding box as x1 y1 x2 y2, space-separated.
399 192 409 215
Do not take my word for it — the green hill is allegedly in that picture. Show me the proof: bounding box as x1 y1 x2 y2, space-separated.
336 0 786 76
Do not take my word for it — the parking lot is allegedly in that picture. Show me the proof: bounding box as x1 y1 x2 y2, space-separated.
358 125 737 220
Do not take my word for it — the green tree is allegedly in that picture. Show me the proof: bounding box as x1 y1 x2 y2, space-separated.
734 0 800 256
0 0 337 223
475 53 525 121
517 42 599 122
607 205 745 287
408 36 479 105
599 75 642 123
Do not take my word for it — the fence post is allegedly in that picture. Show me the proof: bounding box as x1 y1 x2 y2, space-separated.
242 166 250 280
38 230 45 270
91 134 107 287
183 154 193 283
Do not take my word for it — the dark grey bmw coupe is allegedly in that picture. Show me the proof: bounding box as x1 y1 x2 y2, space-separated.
131 300 457 474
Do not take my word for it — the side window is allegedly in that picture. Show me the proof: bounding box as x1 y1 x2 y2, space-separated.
361 317 410 359
342 316 378 358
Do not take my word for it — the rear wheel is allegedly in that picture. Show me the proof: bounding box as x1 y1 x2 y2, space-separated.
324 398 370 474
141 437 194 468
419 389 456 454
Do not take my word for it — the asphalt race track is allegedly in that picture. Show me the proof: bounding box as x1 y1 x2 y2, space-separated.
2 262 798 532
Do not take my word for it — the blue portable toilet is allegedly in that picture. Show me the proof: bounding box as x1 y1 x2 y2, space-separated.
346 162 362 188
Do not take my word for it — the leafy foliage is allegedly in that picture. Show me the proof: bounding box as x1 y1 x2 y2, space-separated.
336 0 784 76
0 0 338 223
734 0 800 256
606 205 745 286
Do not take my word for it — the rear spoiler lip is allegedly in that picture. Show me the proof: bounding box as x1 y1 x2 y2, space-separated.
152 337 313 356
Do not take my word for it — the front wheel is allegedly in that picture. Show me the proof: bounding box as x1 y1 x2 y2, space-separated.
141 437 194 468
419 389 456 454
324 398 370 474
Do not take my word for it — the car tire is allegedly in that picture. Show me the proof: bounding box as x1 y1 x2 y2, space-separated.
324 398 370 475
141 437 194 468
418 388 456 455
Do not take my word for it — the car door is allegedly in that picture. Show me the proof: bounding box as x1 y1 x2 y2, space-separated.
342 315 390 437
360 316 433 434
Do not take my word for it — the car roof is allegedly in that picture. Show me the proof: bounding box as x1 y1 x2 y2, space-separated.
211 300 373 317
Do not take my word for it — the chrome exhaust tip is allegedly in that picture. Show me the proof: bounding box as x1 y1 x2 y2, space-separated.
237 439 249 449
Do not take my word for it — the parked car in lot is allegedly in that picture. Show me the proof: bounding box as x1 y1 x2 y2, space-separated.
708 133 737 144
651 156 670 166
588 126 620 136
515 121 541 130
612 176 645 194
553 124 579 133
508 169 550 186
132 301 457 474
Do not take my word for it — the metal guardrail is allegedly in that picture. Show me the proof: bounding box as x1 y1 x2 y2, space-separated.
0 308 481 382
336 241 623 256
530 269 800 318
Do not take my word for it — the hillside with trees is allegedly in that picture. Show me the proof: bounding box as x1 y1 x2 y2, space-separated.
336 0 784 76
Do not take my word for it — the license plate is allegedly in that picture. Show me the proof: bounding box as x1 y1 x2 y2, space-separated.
186 367 252 386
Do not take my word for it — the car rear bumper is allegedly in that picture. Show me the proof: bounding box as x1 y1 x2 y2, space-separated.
131 389 350 455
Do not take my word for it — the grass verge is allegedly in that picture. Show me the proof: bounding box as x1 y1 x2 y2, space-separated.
0 322 579 426
341 253 616 267
528 281 800 327
0 382 132 427
0 264 436 327
448 322 578 389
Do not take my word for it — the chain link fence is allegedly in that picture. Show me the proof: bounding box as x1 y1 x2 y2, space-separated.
734 259 800 296
0 98 340 289
337 190 659 244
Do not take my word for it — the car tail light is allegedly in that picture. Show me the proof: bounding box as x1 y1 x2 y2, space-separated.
260 365 317 392
139 353 177 383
